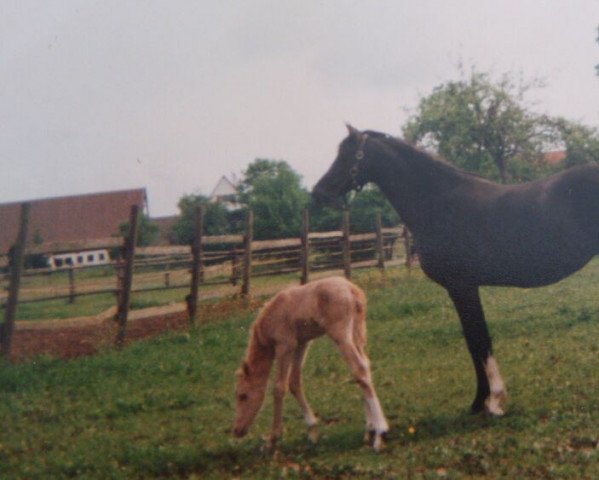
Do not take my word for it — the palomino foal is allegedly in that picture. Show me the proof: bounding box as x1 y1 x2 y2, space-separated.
233 276 389 451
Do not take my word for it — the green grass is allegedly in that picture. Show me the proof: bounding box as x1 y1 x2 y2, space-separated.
2 261 599 478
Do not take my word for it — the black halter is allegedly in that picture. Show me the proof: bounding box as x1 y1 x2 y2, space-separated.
350 133 368 191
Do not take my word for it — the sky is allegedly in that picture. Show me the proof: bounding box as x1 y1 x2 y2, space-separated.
1 0 598 217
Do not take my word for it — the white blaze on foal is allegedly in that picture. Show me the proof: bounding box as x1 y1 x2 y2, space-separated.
233 276 389 451
484 356 507 416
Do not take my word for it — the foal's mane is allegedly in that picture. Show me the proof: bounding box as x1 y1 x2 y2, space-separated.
249 295 283 349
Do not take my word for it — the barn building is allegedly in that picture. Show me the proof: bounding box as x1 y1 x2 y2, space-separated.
0 189 148 263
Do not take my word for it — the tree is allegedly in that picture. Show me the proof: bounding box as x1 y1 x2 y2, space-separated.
404 68 548 183
119 213 160 247
238 159 285 199
240 159 310 240
171 194 232 245
347 187 401 232
548 118 599 167
310 187 400 233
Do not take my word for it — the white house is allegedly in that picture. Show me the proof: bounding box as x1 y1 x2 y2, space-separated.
209 175 241 211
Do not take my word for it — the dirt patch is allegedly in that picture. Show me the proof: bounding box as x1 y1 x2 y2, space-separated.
9 308 190 362
8 297 265 363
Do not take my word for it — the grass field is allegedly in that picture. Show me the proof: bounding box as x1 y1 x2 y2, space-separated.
2 261 599 478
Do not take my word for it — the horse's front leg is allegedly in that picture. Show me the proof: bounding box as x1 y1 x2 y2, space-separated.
447 285 507 415
269 345 295 450
289 342 319 443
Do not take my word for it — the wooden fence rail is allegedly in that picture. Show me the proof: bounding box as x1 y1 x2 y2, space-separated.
0 206 413 357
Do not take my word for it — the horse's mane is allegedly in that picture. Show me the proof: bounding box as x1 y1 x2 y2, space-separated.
364 130 488 182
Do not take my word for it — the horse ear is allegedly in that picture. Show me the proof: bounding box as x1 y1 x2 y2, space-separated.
346 123 361 139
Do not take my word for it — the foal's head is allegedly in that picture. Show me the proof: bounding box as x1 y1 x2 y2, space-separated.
233 361 268 438
313 124 372 208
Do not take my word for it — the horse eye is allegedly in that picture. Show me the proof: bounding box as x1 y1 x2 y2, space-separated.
238 393 248 402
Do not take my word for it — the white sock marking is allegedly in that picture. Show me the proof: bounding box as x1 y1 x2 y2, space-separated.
485 356 507 416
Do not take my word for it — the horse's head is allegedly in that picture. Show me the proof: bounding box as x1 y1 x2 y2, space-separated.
232 361 267 438
312 124 371 208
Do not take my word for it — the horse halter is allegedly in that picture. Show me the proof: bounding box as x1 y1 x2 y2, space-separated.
350 133 369 192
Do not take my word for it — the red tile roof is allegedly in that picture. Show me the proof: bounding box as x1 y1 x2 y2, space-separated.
0 189 147 254
544 150 566 165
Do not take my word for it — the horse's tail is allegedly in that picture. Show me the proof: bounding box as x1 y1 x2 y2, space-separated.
351 285 368 348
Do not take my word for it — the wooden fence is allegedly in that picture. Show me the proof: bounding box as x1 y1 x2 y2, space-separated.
0 204 412 358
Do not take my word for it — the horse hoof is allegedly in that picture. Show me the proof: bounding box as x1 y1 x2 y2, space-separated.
470 399 486 414
485 396 506 416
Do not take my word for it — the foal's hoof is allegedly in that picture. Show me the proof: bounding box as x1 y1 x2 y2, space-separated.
365 430 387 452
307 425 319 444
263 435 279 454
373 432 387 452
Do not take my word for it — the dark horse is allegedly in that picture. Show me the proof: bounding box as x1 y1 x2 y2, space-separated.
313 124 599 415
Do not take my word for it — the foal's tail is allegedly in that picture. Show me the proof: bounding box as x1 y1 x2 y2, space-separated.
351 285 368 349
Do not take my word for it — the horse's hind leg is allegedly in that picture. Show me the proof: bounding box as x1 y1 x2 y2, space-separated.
334 336 389 451
447 286 507 415
289 342 319 442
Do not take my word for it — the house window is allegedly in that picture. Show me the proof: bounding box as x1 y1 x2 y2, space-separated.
65 257 73 266
87 254 95 262
77 256 84 264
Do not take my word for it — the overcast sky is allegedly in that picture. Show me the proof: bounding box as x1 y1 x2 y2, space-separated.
2 1 598 216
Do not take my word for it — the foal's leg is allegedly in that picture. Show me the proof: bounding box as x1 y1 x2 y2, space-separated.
447 286 507 415
270 345 295 449
333 335 389 451
288 342 319 442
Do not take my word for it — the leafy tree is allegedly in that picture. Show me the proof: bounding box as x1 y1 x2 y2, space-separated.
404 68 548 183
347 187 401 232
240 159 310 240
171 194 231 244
238 159 286 199
548 118 599 167
119 213 160 247
310 187 400 233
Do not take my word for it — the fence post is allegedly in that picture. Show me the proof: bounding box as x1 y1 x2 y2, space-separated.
375 213 385 272
68 267 76 304
342 209 351 279
188 205 204 327
300 208 310 285
241 210 253 296
1 202 30 360
403 226 412 269
230 250 239 286
115 205 139 347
